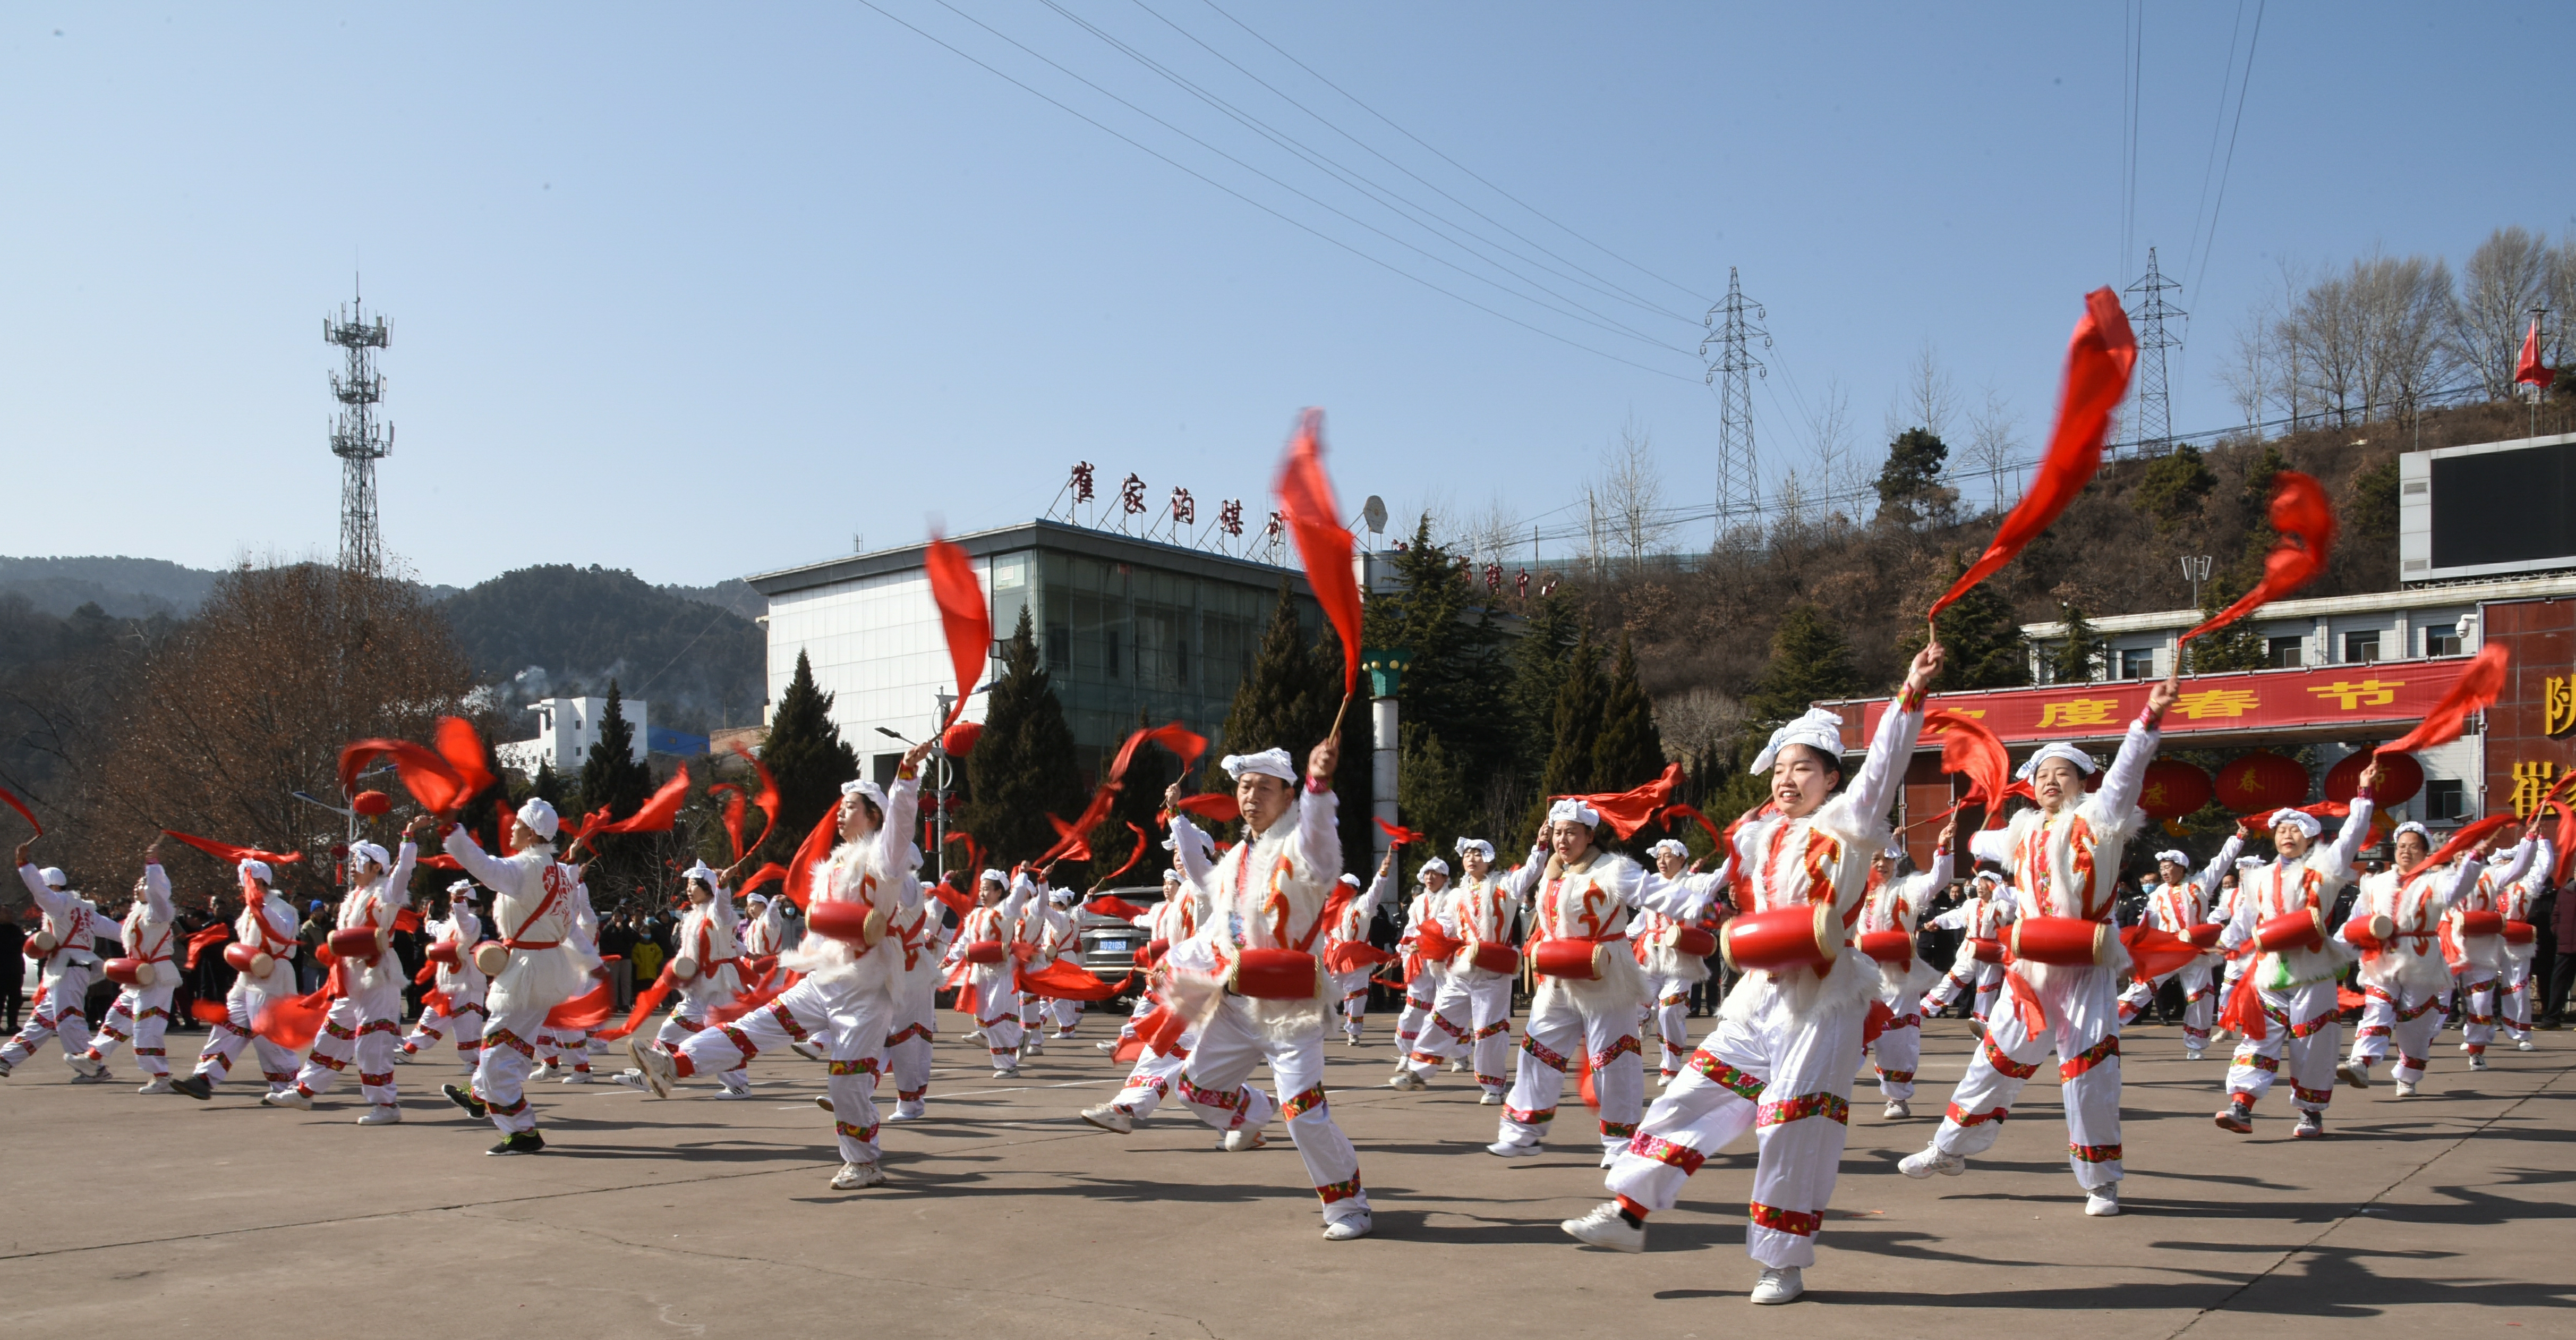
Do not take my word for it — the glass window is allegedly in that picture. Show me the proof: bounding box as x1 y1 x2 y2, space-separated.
2265 637 2305 668
873 752 901 787
2342 631 2381 664
2424 626 2462 657
2425 779 2466 821
2118 648 2154 680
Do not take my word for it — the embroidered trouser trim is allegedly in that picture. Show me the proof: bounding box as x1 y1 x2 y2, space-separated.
1403 970 1513 1092
2224 979 2338 1113
2 964 95 1066
1500 985 1643 1153
295 986 403 1105
1872 999 1920 1100
2350 981 2445 1084
190 974 297 1087
85 983 175 1075
1174 1002 1362 1226
1932 963 2126 1189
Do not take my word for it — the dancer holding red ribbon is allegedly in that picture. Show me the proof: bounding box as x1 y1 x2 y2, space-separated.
949 868 1039 1076
267 817 430 1123
1388 838 1530 1099
2113 834 2246 1059
1322 850 1397 1046
1386 854 1457 1068
75 842 182 1091
434 799 602 1155
5 842 105 1082
2211 768 2380 1140
399 880 487 1069
627 861 755 1098
170 856 307 1102
1566 641 1940 1306
2341 821 2487 1096
1634 838 1730 1088
1895 667 2177 1217
1920 869 2014 1028
1860 823 1953 1118
2447 822 2537 1071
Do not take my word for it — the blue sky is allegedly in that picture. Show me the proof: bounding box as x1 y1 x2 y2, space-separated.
4 3 2566 588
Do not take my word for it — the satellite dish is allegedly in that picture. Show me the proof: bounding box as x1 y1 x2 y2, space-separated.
1360 495 1388 535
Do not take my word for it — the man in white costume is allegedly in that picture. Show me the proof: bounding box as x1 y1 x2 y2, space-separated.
2113 835 2245 1059
75 843 181 1091
639 861 753 1097
950 869 1038 1075
1387 840 1526 1099
437 799 601 1155
2448 825 2535 1070
1895 670 2176 1216
268 819 427 1123
400 881 487 1068
1387 859 1455 1066
1018 886 1082 1051
2492 833 2552 1050
629 741 934 1190
1159 738 1375 1240
1321 853 1396 1046
1861 824 1952 1118
881 883 952 1121
6 844 104 1080
1565 642 1940 1307
2340 821 2483 1096
2211 772 2379 1141
1101 863 1197 1055
1634 837 1730 1087
170 858 305 1101
536 862 603 1084
1920 870 2012 1026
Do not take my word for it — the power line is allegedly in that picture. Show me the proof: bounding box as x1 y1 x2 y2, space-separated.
846 0 1698 383
2185 0 2264 305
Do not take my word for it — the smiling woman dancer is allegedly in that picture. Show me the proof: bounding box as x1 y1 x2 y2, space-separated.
1563 641 1942 1308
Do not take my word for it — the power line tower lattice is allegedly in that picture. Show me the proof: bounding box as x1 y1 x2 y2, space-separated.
1700 267 1769 541
325 287 394 575
2123 247 2184 457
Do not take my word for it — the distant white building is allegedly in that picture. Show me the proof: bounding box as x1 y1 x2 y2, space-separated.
497 696 650 775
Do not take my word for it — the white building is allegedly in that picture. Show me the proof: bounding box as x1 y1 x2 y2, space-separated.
496 696 650 775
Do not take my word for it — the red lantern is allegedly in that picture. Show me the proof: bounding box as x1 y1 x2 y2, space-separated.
940 722 983 757
2325 751 2421 807
2215 751 2309 812
2136 759 2213 819
352 790 393 817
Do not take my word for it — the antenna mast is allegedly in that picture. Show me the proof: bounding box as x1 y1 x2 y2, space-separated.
326 285 393 574
2123 247 2185 456
1701 267 1769 540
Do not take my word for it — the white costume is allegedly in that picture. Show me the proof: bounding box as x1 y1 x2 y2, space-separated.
884 895 952 1119
281 839 417 1118
1920 872 2014 1021
1861 843 1951 1107
2217 799 2375 1127
652 866 751 1096
2447 836 2536 1063
402 885 488 1066
1634 841 1728 1082
1018 890 1082 1045
1602 698 1922 1271
81 859 180 1088
1396 845 1526 1096
2493 841 2550 1045
951 872 1038 1072
2344 828 2483 1092
1388 878 1451 1061
443 803 601 1144
5 863 103 1077
2113 837 2244 1055
537 869 603 1082
1090 865 1273 1129
1322 869 1392 1042
1493 813 1651 1163
180 862 305 1097
741 893 788 956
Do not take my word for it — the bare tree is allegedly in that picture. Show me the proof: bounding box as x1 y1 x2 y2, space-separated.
1964 382 2022 512
2551 225 2576 371
1652 686 1745 765
1596 415 1672 565
2352 251 2457 422
1885 340 1959 444
2220 307 2274 436
2453 226 2553 398
1462 493 1525 573
1802 378 1867 520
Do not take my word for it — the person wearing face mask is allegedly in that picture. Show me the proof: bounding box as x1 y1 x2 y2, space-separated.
1632 838 1730 1088
1894 667 2180 1216
2341 820 2484 1097
73 842 181 1092
1563 641 1941 1307
2209 765 2382 1141
1387 838 1530 1100
2113 833 2246 1061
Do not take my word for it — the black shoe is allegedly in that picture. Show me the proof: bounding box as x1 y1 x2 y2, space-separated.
485 1130 545 1156
170 1074 214 1101
443 1083 489 1120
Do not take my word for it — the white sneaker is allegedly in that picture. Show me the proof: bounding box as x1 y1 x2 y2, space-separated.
1080 1102 1134 1134
611 1071 650 1092
358 1105 403 1125
714 1084 755 1100
961 1030 985 1043
2394 1079 2418 1097
791 1041 828 1062
1320 1214 1373 1241
137 1076 173 1095
1386 1069 1428 1092
1560 1201 1645 1252
559 1071 594 1085
2185 1048 2205 1062
262 1089 313 1110
1748 1266 1805 1305
992 1066 1020 1079
889 1100 926 1121
1598 1147 1622 1168
2518 1038 2536 1051
1223 1127 1267 1152
66 1054 106 1079
392 1049 416 1065
2470 1055 2490 1071
1486 1139 1542 1159
813 1095 835 1113
1883 1099 1912 1120
1446 1060 1468 1073
829 1161 886 1190
1479 1092 1503 1106
1898 1146 1966 1178
1023 1042 1045 1056
2084 1184 2120 1217
2336 1061 2372 1089
1097 1040 1120 1054
626 1038 676 1098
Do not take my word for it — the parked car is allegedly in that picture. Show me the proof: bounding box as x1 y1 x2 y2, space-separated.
1077 885 1168 985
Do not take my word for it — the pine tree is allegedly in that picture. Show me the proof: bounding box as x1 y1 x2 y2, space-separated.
2183 575 2268 673
1218 580 1336 769
962 608 1086 866
1745 605 1860 724
1090 709 1175 889
1590 632 1665 792
1363 518 1515 784
1538 630 1606 802
578 680 654 820
1876 428 1953 524
1395 726 1472 884
757 651 860 863
2050 605 2104 684
1900 553 2031 690
1507 590 1584 778
530 758 567 814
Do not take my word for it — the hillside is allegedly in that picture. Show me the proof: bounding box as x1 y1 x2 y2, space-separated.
0 555 225 618
438 564 766 735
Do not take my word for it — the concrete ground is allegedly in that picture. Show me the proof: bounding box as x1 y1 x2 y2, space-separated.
1 1012 2567 1339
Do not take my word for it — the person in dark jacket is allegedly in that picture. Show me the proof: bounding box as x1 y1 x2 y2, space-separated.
0 907 24 1032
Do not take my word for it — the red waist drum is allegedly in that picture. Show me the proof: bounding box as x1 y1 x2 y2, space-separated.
1857 930 1914 966
2505 920 2537 946
1468 943 1522 976
2253 907 2327 955
221 943 272 976
805 900 885 947
2183 923 2225 949
1661 925 1719 959
425 941 462 968
1964 937 2005 964
327 927 384 964
2458 910 2505 938
1720 905 1836 974
1531 938 1612 980
104 957 150 987
1229 947 1323 1000
961 940 1007 965
2010 917 2111 967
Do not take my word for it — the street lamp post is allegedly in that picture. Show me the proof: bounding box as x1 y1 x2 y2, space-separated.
2180 555 2211 610
1362 646 1412 870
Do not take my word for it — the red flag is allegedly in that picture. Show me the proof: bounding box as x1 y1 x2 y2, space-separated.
1373 817 1425 846
184 923 234 969
2121 925 2205 985
1558 762 1686 839
925 535 991 734
338 739 468 813
161 829 304 867
2517 316 2556 389
1087 893 1151 920
2179 472 2336 645
0 784 40 836
1272 409 1362 696
781 805 840 911
709 783 749 861
1042 810 1098 863
433 717 498 805
588 766 691 837
393 906 423 934
2376 644 2509 759
1929 290 2138 619
1925 709 2012 828
1659 802 1724 849
2217 970 2267 1041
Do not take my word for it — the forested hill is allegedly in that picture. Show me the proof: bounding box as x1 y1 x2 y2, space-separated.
437 564 765 735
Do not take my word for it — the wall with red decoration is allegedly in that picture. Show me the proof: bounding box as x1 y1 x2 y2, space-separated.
2481 597 2576 818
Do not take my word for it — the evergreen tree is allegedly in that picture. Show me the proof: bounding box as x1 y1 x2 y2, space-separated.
530 758 567 815
1395 726 1472 885
1538 631 1606 802
1876 428 1954 524
1507 590 1583 778
1900 553 2030 690
2050 605 2103 684
757 651 860 863
1362 517 1515 784
578 680 654 820
2183 575 2268 673
1089 709 1175 889
962 608 1086 866
1745 605 1860 724
1590 633 1665 792
2132 445 2217 530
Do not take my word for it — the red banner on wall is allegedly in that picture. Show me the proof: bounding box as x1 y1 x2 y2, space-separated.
1839 657 2480 751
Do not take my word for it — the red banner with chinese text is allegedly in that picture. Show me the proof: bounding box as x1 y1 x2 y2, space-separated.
1847 658 2480 750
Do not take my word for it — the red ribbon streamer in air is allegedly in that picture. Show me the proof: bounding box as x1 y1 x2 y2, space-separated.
434 717 498 804
1927 289 2138 620
781 805 840 912
2404 811 2519 880
710 783 749 861
161 829 305 867
339 739 467 813
1038 722 1204 863
2179 472 2338 645
1273 409 1362 696
0 784 39 836
1925 709 2013 828
1170 792 1240 824
1556 762 1686 839
1658 802 1724 849
2375 643 2509 759
925 535 993 733
586 766 692 837
1373 817 1424 846
732 742 781 851
1093 822 1151 883
1088 893 1151 920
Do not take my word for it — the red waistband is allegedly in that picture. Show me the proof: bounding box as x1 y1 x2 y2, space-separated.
503 938 561 950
